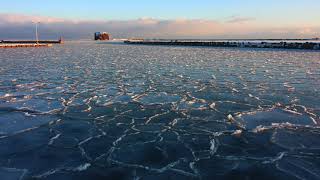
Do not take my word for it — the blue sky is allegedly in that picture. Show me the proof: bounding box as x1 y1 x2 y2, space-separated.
1 0 320 23
0 0 319 39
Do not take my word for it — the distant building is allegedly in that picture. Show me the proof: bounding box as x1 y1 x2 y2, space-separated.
94 32 110 40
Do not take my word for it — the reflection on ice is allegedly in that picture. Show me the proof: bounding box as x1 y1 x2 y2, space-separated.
0 112 56 137
235 108 317 130
0 167 27 180
134 92 181 105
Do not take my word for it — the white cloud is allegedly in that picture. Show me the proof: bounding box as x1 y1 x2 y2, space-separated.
226 16 255 24
0 13 66 24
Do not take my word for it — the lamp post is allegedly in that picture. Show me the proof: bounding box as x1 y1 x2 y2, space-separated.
32 21 40 44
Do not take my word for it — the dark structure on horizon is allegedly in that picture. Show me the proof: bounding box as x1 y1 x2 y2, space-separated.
94 32 110 41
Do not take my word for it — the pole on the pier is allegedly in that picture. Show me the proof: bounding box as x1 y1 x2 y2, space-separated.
33 21 40 44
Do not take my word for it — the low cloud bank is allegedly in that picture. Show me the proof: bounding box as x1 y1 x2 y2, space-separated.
0 13 319 40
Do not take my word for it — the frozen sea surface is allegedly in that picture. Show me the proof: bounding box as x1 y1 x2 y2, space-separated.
0 41 320 180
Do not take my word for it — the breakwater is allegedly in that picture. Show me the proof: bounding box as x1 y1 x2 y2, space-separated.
124 40 320 50
0 43 52 48
1 39 64 44
0 38 63 48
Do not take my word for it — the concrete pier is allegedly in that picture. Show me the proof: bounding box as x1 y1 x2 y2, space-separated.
0 44 52 48
1 40 62 44
1 37 64 44
124 40 320 50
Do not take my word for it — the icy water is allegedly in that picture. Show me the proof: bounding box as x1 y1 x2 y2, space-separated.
0 41 319 180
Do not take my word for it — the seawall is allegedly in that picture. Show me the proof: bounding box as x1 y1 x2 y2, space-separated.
124 40 320 50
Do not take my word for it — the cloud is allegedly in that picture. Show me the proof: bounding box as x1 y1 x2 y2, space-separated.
0 13 319 39
226 16 255 24
0 13 66 24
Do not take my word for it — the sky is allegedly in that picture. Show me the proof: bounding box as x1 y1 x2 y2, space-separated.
0 0 320 39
